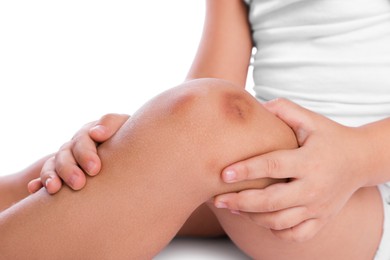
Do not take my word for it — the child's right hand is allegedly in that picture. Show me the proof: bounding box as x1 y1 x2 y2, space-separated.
27 113 129 194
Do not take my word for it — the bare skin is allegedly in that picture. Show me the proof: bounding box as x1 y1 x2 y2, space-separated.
0 127 223 238
0 79 383 259
1 1 385 257
2 0 253 239
0 79 293 259
0 155 52 212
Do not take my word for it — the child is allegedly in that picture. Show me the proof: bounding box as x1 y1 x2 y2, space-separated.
2 0 390 258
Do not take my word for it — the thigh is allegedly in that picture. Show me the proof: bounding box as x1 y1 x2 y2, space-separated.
210 186 383 260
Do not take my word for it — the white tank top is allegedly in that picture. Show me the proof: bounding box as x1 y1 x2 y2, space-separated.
244 0 390 126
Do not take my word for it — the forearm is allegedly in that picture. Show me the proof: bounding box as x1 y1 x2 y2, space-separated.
0 154 52 211
186 0 252 87
359 117 390 186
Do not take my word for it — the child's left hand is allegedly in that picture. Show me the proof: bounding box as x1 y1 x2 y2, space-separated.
214 98 370 242
27 113 129 194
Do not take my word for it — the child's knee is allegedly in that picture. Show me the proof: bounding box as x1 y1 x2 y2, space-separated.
155 78 256 125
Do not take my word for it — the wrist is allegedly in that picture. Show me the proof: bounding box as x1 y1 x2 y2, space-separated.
339 125 372 189
355 119 390 187
352 126 375 187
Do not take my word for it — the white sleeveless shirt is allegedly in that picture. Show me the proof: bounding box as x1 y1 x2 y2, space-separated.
244 0 390 127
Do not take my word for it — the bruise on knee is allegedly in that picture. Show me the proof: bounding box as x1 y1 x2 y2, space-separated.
155 79 253 122
220 91 253 122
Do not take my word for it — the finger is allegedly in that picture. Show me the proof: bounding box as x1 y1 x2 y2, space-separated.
240 206 310 231
55 145 86 190
222 149 300 183
215 181 305 213
89 113 129 142
270 218 325 242
71 134 101 176
40 157 63 194
263 98 315 144
27 178 43 194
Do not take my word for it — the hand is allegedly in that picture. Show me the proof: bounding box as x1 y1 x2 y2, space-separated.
214 99 369 242
27 113 129 194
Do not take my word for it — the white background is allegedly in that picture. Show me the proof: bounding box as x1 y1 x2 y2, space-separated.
0 0 207 175
0 0 254 176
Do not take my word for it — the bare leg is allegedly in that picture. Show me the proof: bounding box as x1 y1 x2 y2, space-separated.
210 186 383 259
0 78 295 259
0 155 52 212
0 159 224 237
0 78 383 259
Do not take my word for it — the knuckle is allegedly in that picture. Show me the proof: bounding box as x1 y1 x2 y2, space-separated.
55 164 66 176
265 158 279 178
99 113 119 123
54 152 66 166
71 132 86 143
43 156 55 167
59 140 73 150
80 121 95 130
55 162 72 177
75 151 89 165
71 125 91 140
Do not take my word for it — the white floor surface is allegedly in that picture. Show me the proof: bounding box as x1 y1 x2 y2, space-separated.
154 237 251 260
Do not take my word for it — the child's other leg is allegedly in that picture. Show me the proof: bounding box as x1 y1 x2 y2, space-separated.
0 78 296 259
210 186 383 259
0 155 52 212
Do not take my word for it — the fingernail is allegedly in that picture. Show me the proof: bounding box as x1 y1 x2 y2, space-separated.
215 201 228 209
69 175 78 188
90 125 106 135
45 177 52 187
223 169 237 183
86 161 97 175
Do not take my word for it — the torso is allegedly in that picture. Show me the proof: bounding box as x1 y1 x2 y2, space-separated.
245 0 390 126
234 2 389 258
